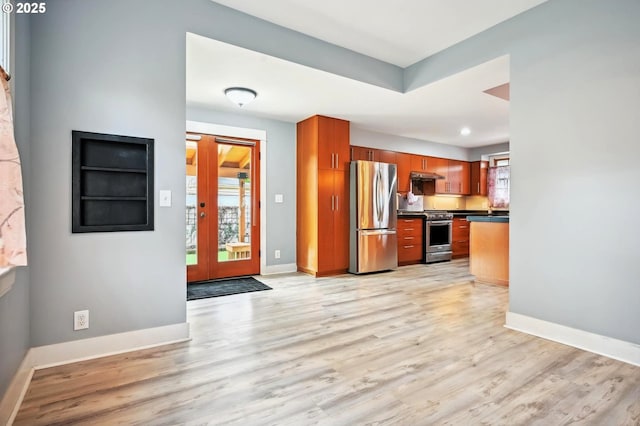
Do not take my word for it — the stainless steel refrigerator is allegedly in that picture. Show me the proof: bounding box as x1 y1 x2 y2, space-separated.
349 160 398 274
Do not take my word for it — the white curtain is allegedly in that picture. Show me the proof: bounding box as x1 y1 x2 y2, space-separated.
0 65 27 266
487 165 510 209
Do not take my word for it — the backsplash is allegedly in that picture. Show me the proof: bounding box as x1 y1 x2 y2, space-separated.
423 195 489 211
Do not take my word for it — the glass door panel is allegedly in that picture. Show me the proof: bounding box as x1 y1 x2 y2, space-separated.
186 141 198 266
217 143 252 262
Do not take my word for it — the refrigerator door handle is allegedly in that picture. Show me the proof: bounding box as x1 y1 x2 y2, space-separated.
360 229 397 236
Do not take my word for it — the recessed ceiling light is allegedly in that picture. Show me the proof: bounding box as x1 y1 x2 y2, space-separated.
224 87 257 107
460 127 471 136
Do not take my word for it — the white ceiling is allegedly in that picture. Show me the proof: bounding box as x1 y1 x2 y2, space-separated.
188 1 547 148
211 0 547 67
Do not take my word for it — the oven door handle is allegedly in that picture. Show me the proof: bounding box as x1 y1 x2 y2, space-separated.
428 220 452 225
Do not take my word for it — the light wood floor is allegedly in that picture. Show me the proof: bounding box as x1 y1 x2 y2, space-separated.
14 260 640 425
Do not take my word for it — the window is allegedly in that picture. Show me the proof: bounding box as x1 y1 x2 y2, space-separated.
488 155 510 209
1 6 9 74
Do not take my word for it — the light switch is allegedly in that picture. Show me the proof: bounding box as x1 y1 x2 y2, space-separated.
275 194 284 203
159 190 172 207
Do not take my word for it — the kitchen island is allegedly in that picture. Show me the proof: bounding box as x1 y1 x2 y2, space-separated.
467 216 509 286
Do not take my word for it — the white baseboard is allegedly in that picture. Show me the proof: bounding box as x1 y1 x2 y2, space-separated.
261 263 297 275
30 322 190 369
505 311 640 367
0 351 34 426
0 322 190 425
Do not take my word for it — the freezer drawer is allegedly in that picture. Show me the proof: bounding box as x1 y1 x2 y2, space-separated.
349 229 398 274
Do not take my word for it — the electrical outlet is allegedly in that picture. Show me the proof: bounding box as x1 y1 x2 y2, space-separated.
274 250 281 259
74 310 89 330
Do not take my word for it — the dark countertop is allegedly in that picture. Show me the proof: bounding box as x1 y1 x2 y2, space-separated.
397 212 426 218
466 215 510 223
450 210 509 217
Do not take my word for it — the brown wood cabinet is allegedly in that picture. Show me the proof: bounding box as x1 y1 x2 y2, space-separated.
397 217 424 265
297 115 350 276
434 159 470 195
351 145 373 161
350 146 397 164
349 145 475 196
452 217 470 258
410 154 430 172
470 160 489 196
396 152 412 193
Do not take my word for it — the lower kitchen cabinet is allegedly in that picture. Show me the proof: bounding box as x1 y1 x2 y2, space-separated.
397 217 423 265
452 217 470 258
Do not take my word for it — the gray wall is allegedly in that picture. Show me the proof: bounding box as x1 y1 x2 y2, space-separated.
27 0 402 347
186 106 296 266
469 142 510 161
28 1 189 346
414 0 640 344
0 14 30 397
20 0 640 355
508 0 640 343
350 127 469 161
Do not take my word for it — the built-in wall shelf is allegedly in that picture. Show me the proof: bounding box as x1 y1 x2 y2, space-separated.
72 131 154 233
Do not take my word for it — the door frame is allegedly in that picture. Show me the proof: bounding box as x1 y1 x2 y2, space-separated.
186 120 267 276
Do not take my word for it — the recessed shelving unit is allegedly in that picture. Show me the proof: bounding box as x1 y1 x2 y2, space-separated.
72 131 154 233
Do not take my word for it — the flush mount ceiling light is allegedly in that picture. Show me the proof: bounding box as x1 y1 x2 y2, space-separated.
460 127 471 136
224 87 257 107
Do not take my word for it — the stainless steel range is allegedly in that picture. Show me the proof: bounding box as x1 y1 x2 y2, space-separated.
424 210 453 263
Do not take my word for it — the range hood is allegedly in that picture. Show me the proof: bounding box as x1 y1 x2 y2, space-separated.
410 171 445 181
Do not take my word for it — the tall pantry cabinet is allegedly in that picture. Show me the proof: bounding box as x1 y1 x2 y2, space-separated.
296 115 350 276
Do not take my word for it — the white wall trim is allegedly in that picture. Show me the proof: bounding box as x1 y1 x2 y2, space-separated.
0 350 34 426
186 120 269 276
261 263 297 275
30 322 190 370
0 322 189 424
0 267 16 299
505 311 640 367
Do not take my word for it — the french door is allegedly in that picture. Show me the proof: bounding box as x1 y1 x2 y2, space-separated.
186 134 260 282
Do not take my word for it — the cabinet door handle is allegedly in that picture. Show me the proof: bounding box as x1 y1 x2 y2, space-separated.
331 195 335 211
403 245 414 249
335 195 339 211
477 182 480 193
404 236 414 240
405 228 414 231
336 153 339 168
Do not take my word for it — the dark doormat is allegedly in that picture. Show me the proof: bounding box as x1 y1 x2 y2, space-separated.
187 276 272 301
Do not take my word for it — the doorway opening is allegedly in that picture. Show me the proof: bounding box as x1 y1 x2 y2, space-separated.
186 133 261 282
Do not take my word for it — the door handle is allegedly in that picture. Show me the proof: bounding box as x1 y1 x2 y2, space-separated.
200 212 206 218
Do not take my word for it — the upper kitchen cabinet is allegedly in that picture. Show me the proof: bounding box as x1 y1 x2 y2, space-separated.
429 157 449 193
448 160 471 195
410 154 430 172
351 146 397 164
315 115 350 171
376 149 397 164
396 152 412 193
350 145 373 161
470 160 489 196
434 158 470 195
297 115 350 277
